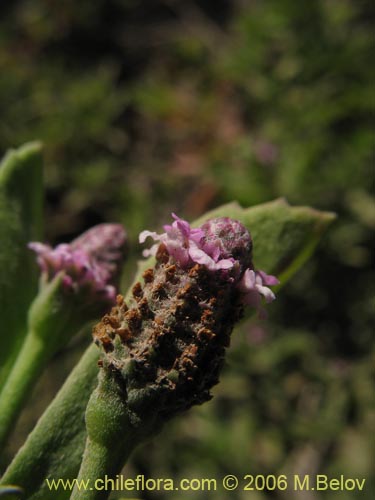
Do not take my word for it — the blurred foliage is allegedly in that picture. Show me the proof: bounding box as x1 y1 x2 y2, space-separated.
0 0 373 498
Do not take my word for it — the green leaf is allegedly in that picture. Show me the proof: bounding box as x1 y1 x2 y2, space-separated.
194 198 336 282
0 142 44 390
0 200 335 499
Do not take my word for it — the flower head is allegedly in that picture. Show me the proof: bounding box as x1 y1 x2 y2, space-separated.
140 213 251 273
140 213 278 316
92 214 278 425
28 224 127 305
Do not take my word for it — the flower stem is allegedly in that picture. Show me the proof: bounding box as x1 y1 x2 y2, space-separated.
71 435 135 500
0 330 50 451
0 344 100 500
71 372 137 500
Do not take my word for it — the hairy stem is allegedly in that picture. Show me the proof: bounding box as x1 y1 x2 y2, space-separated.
0 331 50 451
70 436 134 500
71 373 136 500
0 344 99 500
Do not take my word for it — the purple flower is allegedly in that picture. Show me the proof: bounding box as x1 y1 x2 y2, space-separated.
139 213 203 267
139 213 247 272
28 224 127 304
238 269 280 319
198 217 253 272
70 224 126 280
139 213 279 317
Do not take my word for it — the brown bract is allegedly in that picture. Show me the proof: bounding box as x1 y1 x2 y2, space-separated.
92 245 244 418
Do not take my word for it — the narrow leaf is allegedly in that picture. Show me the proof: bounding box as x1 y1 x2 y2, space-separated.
0 142 43 389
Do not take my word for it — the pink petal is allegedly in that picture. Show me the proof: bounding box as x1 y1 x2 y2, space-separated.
139 230 161 244
257 270 280 286
173 219 191 238
214 258 235 270
255 284 276 303
188 243 217 270
165 213 192 238
189 229 205 243
28 242 51 254
238 269 256 292
142 243 159 257
166 239 190 266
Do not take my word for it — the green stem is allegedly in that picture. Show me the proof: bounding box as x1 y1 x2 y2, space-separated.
0 344 100 500
71 436 135 500
71 373 136 500
0 330 50 451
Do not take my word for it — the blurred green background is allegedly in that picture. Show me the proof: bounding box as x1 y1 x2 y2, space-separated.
0 0 374 498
